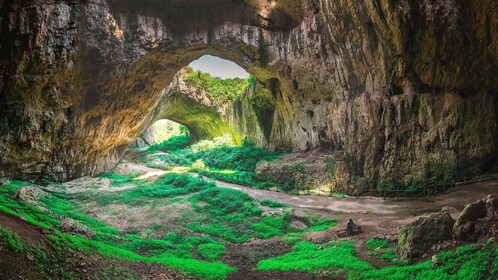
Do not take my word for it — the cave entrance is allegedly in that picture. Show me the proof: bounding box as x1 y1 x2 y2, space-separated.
134 119 188 147
188 55 250 79
139 55 256 148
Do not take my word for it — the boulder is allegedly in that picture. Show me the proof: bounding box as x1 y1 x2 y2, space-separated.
453 195 498 241
397 212 455 261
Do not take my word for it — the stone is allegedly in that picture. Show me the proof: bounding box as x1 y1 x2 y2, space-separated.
441 206 459 214
453 196 498 240
0 0 496 187
485 195 498 220
397 212 455 261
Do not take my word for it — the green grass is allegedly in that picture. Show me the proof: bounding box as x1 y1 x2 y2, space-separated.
148 135 191 153
0 225 24 253
304 218 337 232
353 245 496 280
381 249 397 261
259 199 286 208
197 243 225 260
100 171 140 186
366 239 391 251
258 241 373 275
144 136 282 190
1 175 335 280
258 237 497 280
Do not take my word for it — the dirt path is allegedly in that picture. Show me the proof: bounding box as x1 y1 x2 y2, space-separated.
116 162 498 217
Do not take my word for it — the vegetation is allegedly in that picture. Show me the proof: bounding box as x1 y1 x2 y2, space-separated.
354 244 497 280
148 134 191 153
366 239 391 251
197 243 225 260
145 134 282 189
258 241 372 275
258 240 497 280
0 225 24 253
0 173 338 280
259 199 286 208
183 67 251 105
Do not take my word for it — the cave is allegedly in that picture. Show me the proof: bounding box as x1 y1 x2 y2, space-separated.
0 0 497 279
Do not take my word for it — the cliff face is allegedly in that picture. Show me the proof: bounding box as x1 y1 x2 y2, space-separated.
0 0 497 187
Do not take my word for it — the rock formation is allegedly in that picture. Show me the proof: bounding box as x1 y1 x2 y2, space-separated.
397 211 455 261
0 0 497 186
453 194 498 241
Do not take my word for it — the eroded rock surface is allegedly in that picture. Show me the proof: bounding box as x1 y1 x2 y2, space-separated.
453 194 498 241
0 0 497 185
397 212 455 261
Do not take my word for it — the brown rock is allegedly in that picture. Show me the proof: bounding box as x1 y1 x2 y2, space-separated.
485 195 498 220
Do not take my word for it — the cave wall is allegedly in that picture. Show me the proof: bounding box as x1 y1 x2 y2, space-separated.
0 0 497 187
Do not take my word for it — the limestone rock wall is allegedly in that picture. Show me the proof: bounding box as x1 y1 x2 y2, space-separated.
0 0 497 187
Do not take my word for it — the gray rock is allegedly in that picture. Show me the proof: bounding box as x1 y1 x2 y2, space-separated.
397 212 455 261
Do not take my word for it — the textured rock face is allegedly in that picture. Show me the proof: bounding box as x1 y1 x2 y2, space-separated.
397 212 455 261
453 194 498 240
0 0 497 184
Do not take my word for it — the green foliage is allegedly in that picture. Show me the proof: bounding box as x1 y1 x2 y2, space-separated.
183 67 250 105
366 239 392 251
258 241 373 274
304 218 337 232
189 187 295 242
381 249 397 261
190 188 255 215
354 245 496 280
188 141 280 172
259 199 286 208
0 225 24 252
100 171 139 186
190 134 234 153
197 243 225 260
281 237 301 244
148 135 191 153
0 178 236 280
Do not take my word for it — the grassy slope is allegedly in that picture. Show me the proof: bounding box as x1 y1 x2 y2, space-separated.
0 172 336 280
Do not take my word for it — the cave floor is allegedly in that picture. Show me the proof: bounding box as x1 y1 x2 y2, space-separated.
0 158 496 279
111 160 498 278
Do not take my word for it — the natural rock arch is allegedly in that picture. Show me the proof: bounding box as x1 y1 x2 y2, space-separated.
0 0 497 188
